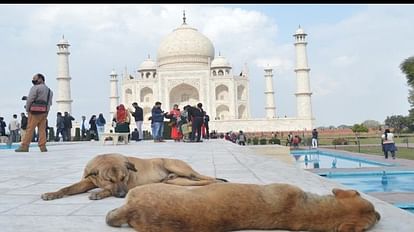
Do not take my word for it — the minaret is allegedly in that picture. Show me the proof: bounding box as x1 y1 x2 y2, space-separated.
56 35 73 114
293 25 313 119
264 66 276 118
109 70 119 118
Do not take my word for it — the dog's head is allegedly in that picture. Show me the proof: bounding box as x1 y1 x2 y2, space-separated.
332 188 381 232
85 160 137 198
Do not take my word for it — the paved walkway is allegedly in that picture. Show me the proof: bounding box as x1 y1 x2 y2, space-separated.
0 140 413 231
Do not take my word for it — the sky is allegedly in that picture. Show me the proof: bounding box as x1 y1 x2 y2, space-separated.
0 3 412 129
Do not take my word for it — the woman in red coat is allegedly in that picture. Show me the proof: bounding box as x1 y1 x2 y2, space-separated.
169 104 182 142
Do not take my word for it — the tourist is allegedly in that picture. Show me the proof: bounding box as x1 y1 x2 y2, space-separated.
89 115 98 140
0 117 6 136
80 115 88 140
189 103 204 142
381 128 397 159
180 105 191 142
96 113 106 140
169 104 182 142
130 102 143 141
8 114 20 142
15 73 53 152
20 112 28 142
114 104 131 134
286 132 293 146
203 114 210 139
237 130 247 146
151 101 165 142
63 112 74 141
55 112 65 142
311 128 319 149
292 135 301 149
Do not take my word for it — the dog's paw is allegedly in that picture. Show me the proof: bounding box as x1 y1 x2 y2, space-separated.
41 192 63 200
89 192 103 200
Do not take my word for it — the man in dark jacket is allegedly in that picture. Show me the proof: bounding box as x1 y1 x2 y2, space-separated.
63 112 75 141
189 103 205 142
130 102 144 141
151 101 166 142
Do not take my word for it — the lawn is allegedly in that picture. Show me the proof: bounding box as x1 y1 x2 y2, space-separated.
334 145 414 160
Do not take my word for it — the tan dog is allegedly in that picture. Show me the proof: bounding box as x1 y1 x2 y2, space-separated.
106 183 380 232
41 153 226 200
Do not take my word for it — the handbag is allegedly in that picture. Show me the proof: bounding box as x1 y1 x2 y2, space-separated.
30 88 51 114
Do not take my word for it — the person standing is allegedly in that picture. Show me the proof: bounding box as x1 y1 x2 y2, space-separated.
151 101 165 142
80 115 88 140
237 130 247 146
203 114 210 139
8 114 20 142
381 128 397 159
20 112 28 141
0 117 6 136
96 113 106 140
169 104 182 142
89 115 98 140
55 112 65 142
15 73 53 152
189 103 204 142
311 128 319 149
130 102 143 141
63 112 74 141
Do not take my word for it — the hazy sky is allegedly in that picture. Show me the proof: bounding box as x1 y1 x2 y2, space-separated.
0 4 412 128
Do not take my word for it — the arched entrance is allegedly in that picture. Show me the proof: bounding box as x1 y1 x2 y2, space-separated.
169 83 199 109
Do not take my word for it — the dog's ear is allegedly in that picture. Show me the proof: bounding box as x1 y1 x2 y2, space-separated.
333 188 359 198
85 170 99 178
125 162 138 172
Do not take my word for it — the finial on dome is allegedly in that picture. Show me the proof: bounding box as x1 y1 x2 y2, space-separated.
298 24 301 29
147 54 151 59
62 34 65 39
219 51 221 56
183 10 187 25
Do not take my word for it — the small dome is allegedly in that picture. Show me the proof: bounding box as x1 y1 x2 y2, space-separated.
57 36 70 46
294 26 307 35
110 70 117 76
211 55 231 68
138 57 157 71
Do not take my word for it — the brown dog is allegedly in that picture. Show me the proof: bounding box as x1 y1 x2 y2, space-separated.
41 153 226 200
106 182 380 232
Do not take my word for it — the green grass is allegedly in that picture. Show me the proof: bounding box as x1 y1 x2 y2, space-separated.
334 146 414 160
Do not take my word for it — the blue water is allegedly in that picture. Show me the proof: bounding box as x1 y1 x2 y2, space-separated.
394 203 414 214
291 150 392 169
321 171 414 192
0 144 20 150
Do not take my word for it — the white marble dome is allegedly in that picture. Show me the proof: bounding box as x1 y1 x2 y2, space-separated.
211 55 231 68
157 23 215 67
138 57 157 71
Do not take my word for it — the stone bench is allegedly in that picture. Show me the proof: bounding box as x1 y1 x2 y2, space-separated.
100 132 129 145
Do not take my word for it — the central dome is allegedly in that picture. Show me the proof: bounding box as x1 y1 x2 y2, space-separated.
157 23 215 68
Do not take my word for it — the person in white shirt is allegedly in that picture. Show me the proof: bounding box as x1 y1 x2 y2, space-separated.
381 128 397 159
8 114 20 142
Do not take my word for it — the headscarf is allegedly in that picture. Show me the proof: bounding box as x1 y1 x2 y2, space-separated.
116 104 127 123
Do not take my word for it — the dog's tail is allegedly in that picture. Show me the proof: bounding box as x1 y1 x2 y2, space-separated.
215 178 229 182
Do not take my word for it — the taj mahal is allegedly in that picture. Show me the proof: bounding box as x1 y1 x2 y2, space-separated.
55 14 315 133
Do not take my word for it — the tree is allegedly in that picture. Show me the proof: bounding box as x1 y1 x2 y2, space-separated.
400 56 414 115
384 115 410 133
362 120 381 129
351 124 368 134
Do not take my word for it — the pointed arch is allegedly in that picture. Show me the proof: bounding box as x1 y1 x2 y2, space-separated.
215 84 229 101
140 87 153 103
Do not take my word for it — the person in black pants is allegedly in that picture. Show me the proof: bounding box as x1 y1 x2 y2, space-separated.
203 114 210 139
189 103 204 142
